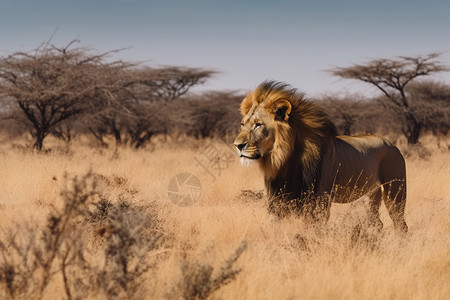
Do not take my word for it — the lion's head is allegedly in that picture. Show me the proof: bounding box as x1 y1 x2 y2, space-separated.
234 81 337 182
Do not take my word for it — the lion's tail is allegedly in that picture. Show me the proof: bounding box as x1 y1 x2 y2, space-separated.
378 144 408 233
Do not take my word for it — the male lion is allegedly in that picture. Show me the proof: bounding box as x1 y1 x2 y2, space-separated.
234 81 408 232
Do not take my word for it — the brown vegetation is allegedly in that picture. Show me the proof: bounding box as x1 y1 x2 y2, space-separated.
0 138 449 299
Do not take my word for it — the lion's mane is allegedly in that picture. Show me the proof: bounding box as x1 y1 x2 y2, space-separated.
242 81 337 196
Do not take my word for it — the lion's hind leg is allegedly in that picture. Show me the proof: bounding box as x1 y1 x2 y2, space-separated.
378 146 408 233
379 148 408 232
382 180 408 233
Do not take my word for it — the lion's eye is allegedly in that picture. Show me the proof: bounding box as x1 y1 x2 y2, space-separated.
254 123 262 129
240 122 244 127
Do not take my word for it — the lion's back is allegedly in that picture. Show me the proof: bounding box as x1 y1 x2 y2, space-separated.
336 134 393 154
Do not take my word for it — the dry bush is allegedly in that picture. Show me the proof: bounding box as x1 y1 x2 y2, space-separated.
237 190 265 203
0 172 97 299
0 171 163 300
169 241 247 300
71 173 163 299
86 199 162 299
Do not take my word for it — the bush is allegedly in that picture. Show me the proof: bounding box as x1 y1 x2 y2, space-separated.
0 171 163 299
170 241 247 300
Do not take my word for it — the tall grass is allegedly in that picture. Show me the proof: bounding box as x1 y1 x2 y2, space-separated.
0 136 449 299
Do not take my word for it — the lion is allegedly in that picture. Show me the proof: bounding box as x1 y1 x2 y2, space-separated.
233 81 408 232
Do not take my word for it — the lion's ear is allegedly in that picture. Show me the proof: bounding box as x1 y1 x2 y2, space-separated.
273 99 292 121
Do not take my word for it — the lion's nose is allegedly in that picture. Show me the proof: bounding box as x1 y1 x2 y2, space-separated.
234 142 247 151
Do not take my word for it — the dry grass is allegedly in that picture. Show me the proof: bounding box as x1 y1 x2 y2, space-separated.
0 136 449 299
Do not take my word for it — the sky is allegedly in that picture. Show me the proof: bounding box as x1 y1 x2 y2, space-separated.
1 0 450 97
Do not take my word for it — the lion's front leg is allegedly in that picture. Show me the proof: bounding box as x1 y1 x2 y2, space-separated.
300 192 332 225
267 193 303 218
266 189 332 225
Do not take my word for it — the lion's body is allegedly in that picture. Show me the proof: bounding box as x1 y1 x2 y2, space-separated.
234 81 408 232
325 135 405 203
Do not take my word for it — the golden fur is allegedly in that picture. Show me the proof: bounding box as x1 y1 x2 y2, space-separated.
234 81 408 232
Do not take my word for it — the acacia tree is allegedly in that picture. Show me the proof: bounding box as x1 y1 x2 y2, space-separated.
0 40 135 150
318 96 364 135
318 95 389 136
86 67 215 148
133 66 215 102
406 80 450 136
125 66 215 147
330 53 449 144
176 91 241 139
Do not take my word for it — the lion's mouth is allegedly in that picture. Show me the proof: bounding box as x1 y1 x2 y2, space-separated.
240 153 261 160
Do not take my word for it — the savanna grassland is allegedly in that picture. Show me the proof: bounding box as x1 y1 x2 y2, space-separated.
0 136 449 299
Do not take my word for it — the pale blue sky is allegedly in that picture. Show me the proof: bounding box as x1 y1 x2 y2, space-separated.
1 0 449 96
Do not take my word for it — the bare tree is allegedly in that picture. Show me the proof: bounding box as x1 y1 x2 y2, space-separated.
329 53 450 144
0 40 135 150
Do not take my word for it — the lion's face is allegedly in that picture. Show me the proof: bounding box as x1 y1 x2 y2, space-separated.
233 94 293 166
233 106 275 164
